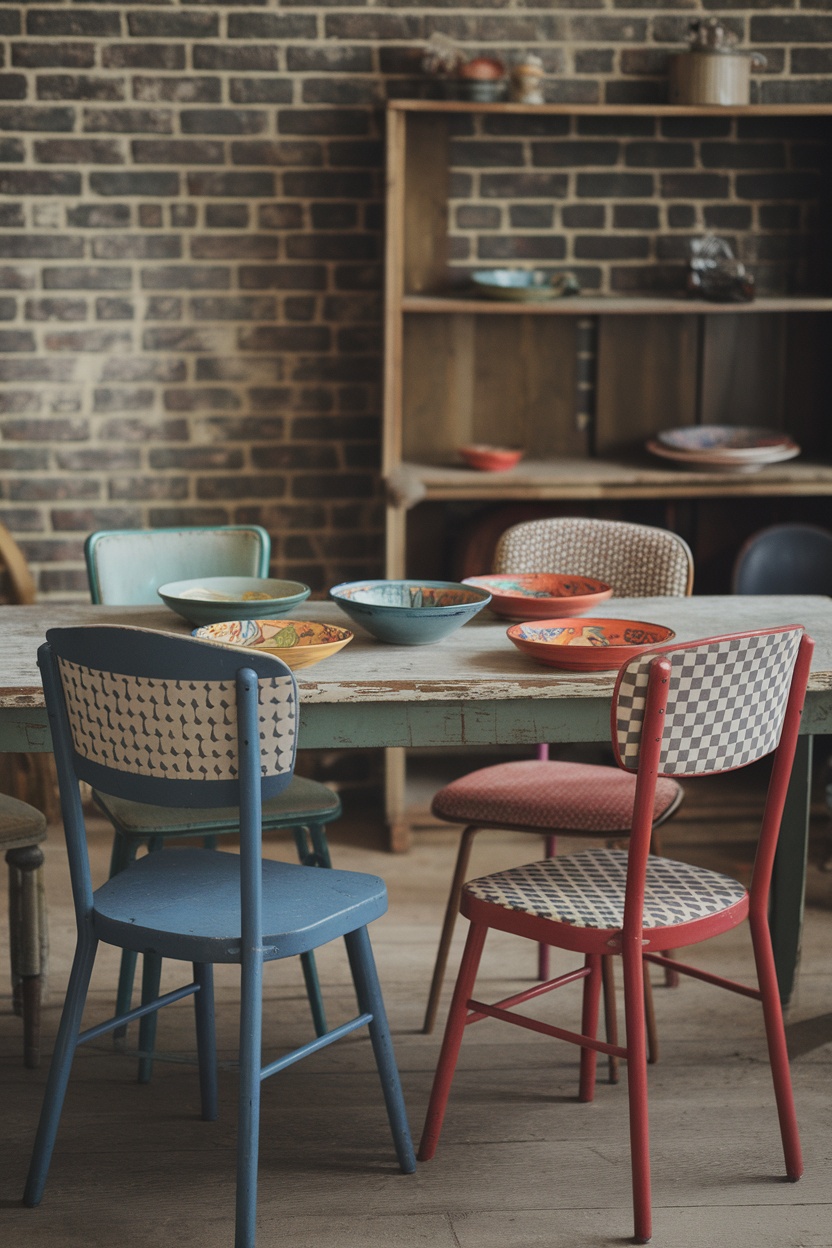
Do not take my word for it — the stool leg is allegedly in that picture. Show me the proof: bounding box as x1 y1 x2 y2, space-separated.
423 824 479 1034
601 954 620 1085
7 844 46 1069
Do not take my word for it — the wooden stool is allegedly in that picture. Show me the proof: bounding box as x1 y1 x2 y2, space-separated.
1 792 48 1068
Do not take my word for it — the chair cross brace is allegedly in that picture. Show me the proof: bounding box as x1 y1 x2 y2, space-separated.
260 1012 373 1080
467 997 629 1061
644 952 762 1000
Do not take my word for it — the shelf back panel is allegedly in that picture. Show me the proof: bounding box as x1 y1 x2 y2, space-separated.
401 314 581 463
404 114 450 295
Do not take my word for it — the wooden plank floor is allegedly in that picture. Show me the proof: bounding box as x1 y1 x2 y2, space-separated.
2 770 831 1248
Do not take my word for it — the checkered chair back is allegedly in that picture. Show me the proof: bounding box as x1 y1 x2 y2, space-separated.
613 628 804 778
494 517 693 597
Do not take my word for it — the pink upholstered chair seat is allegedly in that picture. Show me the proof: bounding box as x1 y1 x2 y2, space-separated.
431 760 683 834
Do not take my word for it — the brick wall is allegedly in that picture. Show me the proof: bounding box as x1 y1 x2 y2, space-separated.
0 3 831 600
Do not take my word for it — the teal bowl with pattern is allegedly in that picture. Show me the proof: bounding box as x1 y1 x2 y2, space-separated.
328 579 491 645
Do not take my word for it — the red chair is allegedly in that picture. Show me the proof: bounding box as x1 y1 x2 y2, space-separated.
419 626 811 1245
424 517 694 1048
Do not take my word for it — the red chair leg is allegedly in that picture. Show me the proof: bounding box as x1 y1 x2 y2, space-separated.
423 825 480 1035
419 921 488 1162
601 955 619 1085
622 942 652 1245
750 911 803 1180
537 833 557 981
643 966 659 1066
579 953 602 1103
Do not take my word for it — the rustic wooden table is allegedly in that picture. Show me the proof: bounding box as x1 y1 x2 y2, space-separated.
1 595 830 1004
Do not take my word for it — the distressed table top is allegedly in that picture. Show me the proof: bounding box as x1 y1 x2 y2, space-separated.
0 597 830 741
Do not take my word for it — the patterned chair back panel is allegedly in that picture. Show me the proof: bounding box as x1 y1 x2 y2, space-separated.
494 517 693 598
56 656 296 784
613 628 803 777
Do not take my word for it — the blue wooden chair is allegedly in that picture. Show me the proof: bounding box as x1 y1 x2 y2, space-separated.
85 525 340 1064
25 625 415 1248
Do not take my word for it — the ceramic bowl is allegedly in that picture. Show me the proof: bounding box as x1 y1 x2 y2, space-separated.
192 618 353 670
329 579 491 645
463 573 613 620
645 439 800 474
506 617 675 671
158 576 311 626
471 269 580 302
458 444 524 472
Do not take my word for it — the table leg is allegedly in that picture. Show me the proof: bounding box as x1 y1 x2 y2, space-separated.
770 734 813 1006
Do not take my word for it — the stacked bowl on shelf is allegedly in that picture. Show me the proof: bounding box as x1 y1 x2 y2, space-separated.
645 425 800 473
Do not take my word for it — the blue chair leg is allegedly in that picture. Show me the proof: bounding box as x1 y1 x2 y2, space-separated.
344 926 416 1174
236 950 263 1248
292 823 330 1038
137 951 162 1085
24 932 98 1207
193 961 218 1122
111 838 139 1043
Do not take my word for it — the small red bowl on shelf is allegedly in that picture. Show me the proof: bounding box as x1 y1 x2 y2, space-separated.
458 444 524 472
506 617 675 671
463 572 612 620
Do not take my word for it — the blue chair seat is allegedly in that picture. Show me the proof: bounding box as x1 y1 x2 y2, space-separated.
94 849 387 962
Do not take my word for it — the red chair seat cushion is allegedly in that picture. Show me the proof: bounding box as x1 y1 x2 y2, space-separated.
431 760 681 834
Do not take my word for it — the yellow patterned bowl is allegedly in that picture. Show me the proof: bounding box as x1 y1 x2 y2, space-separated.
192 618 353 670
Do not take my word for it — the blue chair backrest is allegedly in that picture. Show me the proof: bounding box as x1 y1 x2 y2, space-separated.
85 526 271 605
39 626 297 921
732 523 832 596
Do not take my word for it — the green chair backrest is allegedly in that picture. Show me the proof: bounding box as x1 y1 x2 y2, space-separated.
85 525 271 606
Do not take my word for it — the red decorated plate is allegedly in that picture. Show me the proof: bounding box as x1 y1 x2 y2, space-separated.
506 617 675 671
463 572 612 620
458 444 524 472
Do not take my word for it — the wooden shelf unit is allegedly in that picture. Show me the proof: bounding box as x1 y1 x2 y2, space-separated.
382 99 832 848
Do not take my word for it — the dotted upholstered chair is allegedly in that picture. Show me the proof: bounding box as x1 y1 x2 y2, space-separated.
26 626 415 1248
424 518 694 1043
419 627 812 1245
85 526 341 1067
0 793 48 1068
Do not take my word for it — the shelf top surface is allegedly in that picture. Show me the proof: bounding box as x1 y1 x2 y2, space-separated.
401 293 832 316
388 99 832 117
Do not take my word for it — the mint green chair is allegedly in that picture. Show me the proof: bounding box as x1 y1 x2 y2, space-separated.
84 526 339 1070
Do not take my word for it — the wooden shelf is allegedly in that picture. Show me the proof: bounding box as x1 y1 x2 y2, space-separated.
387 457 832 507
402 294 832 317
389 100 832 117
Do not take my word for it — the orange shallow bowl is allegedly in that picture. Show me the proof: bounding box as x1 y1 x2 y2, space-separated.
193 618 353 670
463 572 612 620
458 444 524 472
506 617 675 671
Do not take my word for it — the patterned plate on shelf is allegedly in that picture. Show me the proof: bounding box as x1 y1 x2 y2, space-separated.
646 439 800 473
655 425 795 457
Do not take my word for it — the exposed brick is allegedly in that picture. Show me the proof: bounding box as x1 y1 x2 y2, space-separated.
50 507 142 533
102 44 186 72
0 170 81 195
0 138 24 162
237 326 332 352
0 448 49 470
84 108 173 134
562 203 606 228
278 109 370 136
480 172 569 199
25 297 87 322
188 171 276 197
96 297 134 321
193 47 280 73
191 236 278 261
141 265 231 290
577 172 654 197
736 171 821 198
133 140 224 166
144 296 182 322
532 141 618 166
231 141 324 167
27 9 120 38
613 204 660 230
286 233 378 261
55 449 141 472
133 78 222 106
283 171 374 198
703 205 754 230
229 79 294 105
183 110 267 136
190 297 278 322
44 266 130 290
0 206 24 227
206 204 249 230
288 47 373 73
138 205 162 228
37 75 125 102
12 44 95 70
752 16 832 41
8 478 100 502
1 417 89 441
90 172 179 196
239 265 327 291
660 173 731 198
508 204 554 229
196 474 287 501
108 476 189 501
478 235 567 260
311 203 359 230
0 104 74 130
667 204 697 228
625 142 695 168
43 328 132 354
127 12 218 40
92 236 181 260
34 139 125 164
302 78 379 107
150 447 245 472
701 142 787 168
0 75 27 101
0 235 84 260
0 297 17 320
99 417 188 441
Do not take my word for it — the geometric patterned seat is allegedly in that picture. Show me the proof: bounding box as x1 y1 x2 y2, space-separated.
423 516 695 1038
465 848 748 931
420 626 812 1245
